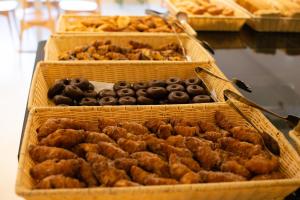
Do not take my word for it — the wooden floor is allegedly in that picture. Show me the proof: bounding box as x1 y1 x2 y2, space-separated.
0 1 162 199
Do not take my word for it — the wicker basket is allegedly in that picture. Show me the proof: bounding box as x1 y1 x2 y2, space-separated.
56 14 197 36
289 123 300 153
229 0 300 32
16 104 300 200
27 61 238 109
166 0 250 31
44 34 214 63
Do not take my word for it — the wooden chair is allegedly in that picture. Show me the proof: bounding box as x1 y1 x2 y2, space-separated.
59 0 101 15
0 0 18 41
19 0 55 50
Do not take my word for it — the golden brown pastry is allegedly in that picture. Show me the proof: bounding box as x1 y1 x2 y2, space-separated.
245 154 279 174
113 158 138 173
78 158 98 187
197 120 218 132
198 170 246 183
174 126 198 137
39 129 85 148
30 159 80 180
215 111 235 131
144 119 167 133
166 135 186 148
117 138 147 153
130 165 157 184
113 179 141 187
86 152 110 164
35 175 86 189
72 143 100 157
85 131 115 144
193 145 221 170
235 0 281 16
118 122 150 135
144 176 178 185
98 117 118 132
156 124 173 139
180 171 201 184
220 160 250 178
251 171 285 180
230 126 263 145
103 126 128 141
29 145 77 163
203 131 230 142
179 156 201 172
131 151 170 177
169 154 192 179
97 141 129 159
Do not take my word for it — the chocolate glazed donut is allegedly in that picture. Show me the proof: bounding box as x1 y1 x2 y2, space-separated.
47 80 66 99
148 80 166 87
166 84 185 92
53 95 73 106
166 77 182 85
63 85 84 99
113 81 131 90
146 87 168 99
79 97 98 106
192 95 211 103
99 97 117 106
184 78 202 86
117 88 135 97
133 82 149 90
119 96 136 105
186 85 205 96
137 96 154 105
168 91 190 104
99 89 116 98
70 78 90 91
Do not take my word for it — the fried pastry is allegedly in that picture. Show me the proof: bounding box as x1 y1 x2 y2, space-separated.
113 179 141 187
215 111 235 131
113 158 138 173
86 152 110 164
144 176 178 185
131 151 170 177
35 175 86 189
39 129 85 148
98 117 118 132
251 171 285 180
29 145 77 163
98 141 129 159
230 126 263 145
166 135 186 148
179 156 201 172
30 159 80 180
161 143 193 158
72 143 100 157
169 154 192 179
220 160 250 178
156 124 173 139
117 138 147 153
130 165 157 184
144 119 167 133
198 170 246 183
203 131 230 142
174 126 199 137
180 171 201 184
193 145 221 170
103 126 128 141
245 154 279 174
118 122 149 135
197 120 218 132
185 137 215 151
85 131 115 144
78 158 98 187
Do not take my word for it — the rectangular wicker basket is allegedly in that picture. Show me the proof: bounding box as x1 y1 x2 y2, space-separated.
166 0 250 31
27 61 238 109
229 0 300 32
44 34 214 63
56 14 197 36
16 104 300 200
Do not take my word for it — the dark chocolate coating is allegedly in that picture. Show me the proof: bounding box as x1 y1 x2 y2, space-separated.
83 90 98 98
192 95 211 103
166 77 182 85
133 82 149 90
186 85 205 96
118 96 136 105
166 84 185 92
53 95 73 106
184 78 202 86
63 85 84 99
99 89 116 98
168 91 190 104
113 81 131 90
137 96 154 105
70 78 90 91
147 87 168 99
79 97 98 106
47 80 65 99
148 80 166 87
99 96 117 106
136 89 147 97
117 88 135 97
88 82 95 90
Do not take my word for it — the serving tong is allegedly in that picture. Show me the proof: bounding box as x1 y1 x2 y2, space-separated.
194 66 252 93
145 9 215 55
224 89 300 156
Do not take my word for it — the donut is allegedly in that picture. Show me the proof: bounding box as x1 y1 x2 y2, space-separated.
79 97 98 106
137 96 154 105
70 78 90 91
88 82 95 90
133 82 149 90
53 95 73 106
166 84 185 92
192 95 211 103
113 81 131 90
136 89 147 97
117 88 135 97
168 91 190 104
148 80 166 87
60 78 71 86
158 99 169 105
63 85 84 99
99 89 116 98
119 96 136 105
47 80 65 99
146 87 168 99
83 90 98 98
186 85 205 96
166 77 182 85
184 78 202 86
99 96 117 106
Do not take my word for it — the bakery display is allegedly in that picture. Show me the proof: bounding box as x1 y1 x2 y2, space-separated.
28 111 284 189
63 16 184 33
172 0 235 16
58 40 186 61
47 77 213 106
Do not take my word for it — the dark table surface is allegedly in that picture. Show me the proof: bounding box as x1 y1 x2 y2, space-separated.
19 26 300 199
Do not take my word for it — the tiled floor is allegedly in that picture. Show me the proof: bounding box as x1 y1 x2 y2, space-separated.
0 1 162 199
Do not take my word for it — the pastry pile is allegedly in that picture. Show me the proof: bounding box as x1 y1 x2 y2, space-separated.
58 40 186 61
29 112 284 189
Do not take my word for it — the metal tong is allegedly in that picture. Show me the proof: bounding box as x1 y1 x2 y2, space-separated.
195 66 252 93
145 9 215 55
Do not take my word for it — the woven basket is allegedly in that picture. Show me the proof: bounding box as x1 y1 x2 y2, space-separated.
289 123 300 153
166 0 250 31
16 104 300 200
44 34 214 63
56 14 197 36
28 61 238 109
229 0 300 32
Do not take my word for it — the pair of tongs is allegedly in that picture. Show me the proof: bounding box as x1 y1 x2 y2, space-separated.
194 66 252 93
145 9 215 55
224 89 300 156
